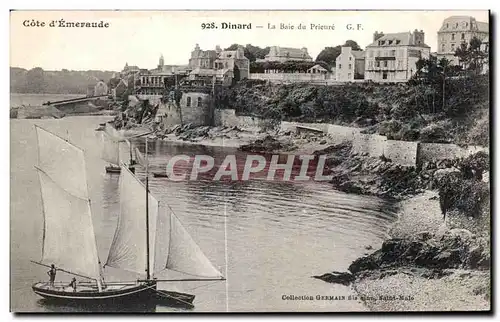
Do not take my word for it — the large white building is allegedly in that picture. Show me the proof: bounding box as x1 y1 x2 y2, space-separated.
364 30 431 82
437 16 489 65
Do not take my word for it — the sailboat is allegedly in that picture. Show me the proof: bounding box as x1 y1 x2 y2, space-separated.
101 123 152 174
31 126 225 307
134 146 168 178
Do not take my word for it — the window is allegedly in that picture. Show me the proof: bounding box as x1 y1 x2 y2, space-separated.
451 43 455 50
446 23 449 28
348 64 352 69
338 64 342 69
186 96 191 107
388 40 393 45
349 56 352 60
442 43 445 51
383 72 388 80
197 97 202 107
451 33 455 40
348 73 352 79
455 23 458 28
461 33 465 40
384 61 388 67
376 61 380 67
396 40 401 45
369 50 374 58
380 40 385 45
390 50 396 56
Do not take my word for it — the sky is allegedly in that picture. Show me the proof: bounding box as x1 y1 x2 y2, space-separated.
10 10 489 72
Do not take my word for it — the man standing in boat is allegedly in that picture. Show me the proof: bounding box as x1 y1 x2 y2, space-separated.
47 264 56 287
69 278 77 292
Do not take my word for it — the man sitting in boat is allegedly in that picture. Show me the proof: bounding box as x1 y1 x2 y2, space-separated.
47 264 56 287
68 278 77 292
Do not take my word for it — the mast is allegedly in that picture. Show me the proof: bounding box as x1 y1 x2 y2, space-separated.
145 136 150 280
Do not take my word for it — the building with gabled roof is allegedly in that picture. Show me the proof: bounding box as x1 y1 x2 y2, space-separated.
336 47 365 81
262 46 313 62
437 16 489 65
364 29 431 82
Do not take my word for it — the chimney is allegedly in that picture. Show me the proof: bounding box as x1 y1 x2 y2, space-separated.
301 47 308 53
215 45 222 53
373 31 384 42
412 29 425 46
341 46 352 54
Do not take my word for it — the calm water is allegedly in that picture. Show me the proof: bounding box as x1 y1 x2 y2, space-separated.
10 115 397 312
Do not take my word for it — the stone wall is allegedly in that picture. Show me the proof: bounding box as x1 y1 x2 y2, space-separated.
214 109 262 130
212 109 487 167
352 134 387 158
250 73 331 82
327 125 362 144
384 140 419 167
418 143 488 164
250 73 366 85
280 121 329 133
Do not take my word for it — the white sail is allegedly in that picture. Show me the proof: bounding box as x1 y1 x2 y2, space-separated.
99 132 120 166
37 169 101 280
161 210 223 279
135 147 147 167
35 126 89 200
105 123 125 141
105 166 158 276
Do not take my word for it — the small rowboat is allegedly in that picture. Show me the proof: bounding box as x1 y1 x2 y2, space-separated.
153 172 169 178
105 165 121 174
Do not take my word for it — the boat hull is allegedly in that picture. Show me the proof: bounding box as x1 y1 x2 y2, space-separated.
153 172 169 178
105 166 121 174
32 281 195 308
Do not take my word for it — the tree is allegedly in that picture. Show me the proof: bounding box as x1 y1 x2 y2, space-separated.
26 67 46 93
315 40 362 66
315 47 341 66
344 40 361 51
454 36 487 75
412 56 451 114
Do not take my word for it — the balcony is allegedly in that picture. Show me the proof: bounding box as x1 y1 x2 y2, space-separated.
374 56 396 61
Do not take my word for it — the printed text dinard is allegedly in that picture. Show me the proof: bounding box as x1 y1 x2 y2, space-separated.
201 22 363 31
22 19 110 28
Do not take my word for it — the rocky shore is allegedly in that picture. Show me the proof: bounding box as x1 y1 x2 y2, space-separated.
314 191 491 311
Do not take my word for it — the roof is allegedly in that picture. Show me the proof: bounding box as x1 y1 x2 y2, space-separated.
439 16 489 33
267 46 312 60
352 50 365 59
218 50 238 59
477 21 489 33
308 64 328 72
367 32 430 48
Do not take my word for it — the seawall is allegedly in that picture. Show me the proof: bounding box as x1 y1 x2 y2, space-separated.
214 109 487 166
